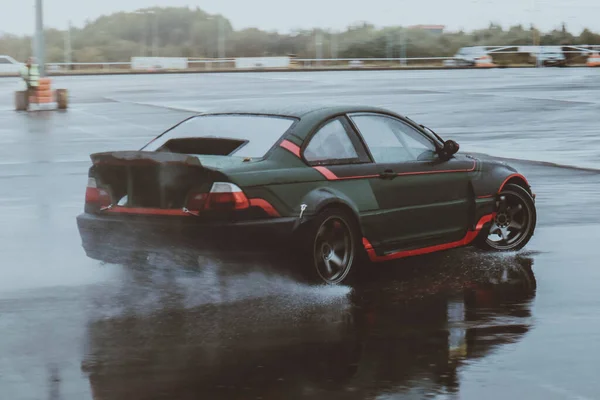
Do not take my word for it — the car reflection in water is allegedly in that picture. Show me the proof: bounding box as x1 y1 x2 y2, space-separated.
81 249 536 400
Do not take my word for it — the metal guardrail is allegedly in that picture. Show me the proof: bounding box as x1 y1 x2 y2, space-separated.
3 44 598 74
0 52 590 75
47 62 132 66
295 57 450 61
42 58 454 69
41 57 458 72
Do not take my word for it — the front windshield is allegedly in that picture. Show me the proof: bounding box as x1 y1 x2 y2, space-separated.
143 114 296 158
419 124 445 146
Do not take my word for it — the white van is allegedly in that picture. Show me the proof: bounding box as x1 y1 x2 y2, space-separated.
0 55 24 75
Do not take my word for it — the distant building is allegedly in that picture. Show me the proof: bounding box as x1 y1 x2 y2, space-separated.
408 25 445 34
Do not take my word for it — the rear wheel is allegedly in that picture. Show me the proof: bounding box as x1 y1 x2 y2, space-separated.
299 209 362 285
477 183 536 252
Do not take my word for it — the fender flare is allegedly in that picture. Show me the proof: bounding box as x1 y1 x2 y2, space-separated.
498 173 532 195
291 187 362 233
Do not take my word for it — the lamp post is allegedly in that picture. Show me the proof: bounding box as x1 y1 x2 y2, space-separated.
330 31 338 59
315 31 323 65
135 10 157 57
34 0 46 76
218 17 225 58
64 20 72 65
400 28 407 66
530 0 542 67
151 11 158 57
207 16 226 58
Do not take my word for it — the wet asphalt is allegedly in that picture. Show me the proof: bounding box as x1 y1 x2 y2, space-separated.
1 68 600 400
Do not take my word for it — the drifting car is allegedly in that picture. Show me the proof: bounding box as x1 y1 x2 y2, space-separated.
76 104 537 284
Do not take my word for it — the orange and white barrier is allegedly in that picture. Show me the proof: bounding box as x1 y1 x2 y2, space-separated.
475 55 495 68
587 52 600 67
31 77 54 104
15 77 69 111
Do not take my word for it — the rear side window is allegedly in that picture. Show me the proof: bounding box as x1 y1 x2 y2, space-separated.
143 115 296 158
303 119 361 164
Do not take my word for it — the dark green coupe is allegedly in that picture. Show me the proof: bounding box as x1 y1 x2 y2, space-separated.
77 104 537 284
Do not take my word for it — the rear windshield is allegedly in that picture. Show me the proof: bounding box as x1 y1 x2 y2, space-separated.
142 114 296 158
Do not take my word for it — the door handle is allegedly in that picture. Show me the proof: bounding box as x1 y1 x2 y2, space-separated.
379 169 396 179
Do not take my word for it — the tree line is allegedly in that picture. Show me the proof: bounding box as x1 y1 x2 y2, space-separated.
1 6 600 63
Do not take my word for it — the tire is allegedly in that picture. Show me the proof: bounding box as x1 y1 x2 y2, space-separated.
297 208 364 285
476 183 537 252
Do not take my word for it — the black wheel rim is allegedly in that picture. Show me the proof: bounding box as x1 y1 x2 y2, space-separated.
314 216 354 284
486 190 533 250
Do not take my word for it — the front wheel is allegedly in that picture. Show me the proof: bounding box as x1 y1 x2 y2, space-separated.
476 183 537 252
299 208 363 285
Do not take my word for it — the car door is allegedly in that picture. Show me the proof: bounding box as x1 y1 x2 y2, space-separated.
347 112 474 252
301 117 382 241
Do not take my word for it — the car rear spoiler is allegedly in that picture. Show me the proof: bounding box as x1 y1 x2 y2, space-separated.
90 151 203 167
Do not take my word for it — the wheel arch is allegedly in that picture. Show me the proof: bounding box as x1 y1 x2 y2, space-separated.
317 202 362 230
293 187 364 235
498 173 532 195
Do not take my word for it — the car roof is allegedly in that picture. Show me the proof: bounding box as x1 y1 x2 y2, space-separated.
196 103 401 120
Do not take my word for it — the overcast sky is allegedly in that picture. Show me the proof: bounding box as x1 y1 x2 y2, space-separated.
1 0 598 35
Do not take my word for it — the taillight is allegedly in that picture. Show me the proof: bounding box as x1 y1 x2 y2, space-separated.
186 192 208 212
85 177 111 209
186 182 250 212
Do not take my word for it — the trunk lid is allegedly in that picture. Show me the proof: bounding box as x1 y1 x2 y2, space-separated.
90 151 220 210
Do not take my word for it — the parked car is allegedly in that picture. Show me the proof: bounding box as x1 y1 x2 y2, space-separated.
77 104 537 284
0 55 23 75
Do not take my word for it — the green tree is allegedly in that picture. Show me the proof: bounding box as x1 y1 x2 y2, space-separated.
1 7 599 63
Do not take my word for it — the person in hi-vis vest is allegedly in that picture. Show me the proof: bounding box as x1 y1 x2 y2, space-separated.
20 57 40 109
20 57 40 95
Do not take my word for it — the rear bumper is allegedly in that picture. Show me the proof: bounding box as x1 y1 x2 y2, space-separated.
76 212 297 263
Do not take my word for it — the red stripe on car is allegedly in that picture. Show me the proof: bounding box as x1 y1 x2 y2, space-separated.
313 166 340 180
280 140 301 158
249 199 281 217
105 207 191 216
103 198 280 217
363 213 494 262
314 160 476 181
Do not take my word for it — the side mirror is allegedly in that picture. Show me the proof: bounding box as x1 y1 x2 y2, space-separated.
440 140 459 159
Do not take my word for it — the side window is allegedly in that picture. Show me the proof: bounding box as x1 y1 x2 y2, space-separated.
304 119 360 164
350 114 437 163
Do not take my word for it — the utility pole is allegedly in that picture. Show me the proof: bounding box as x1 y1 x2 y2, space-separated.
532 24 542 67
330 32 338 59
64 20 72 65
400 29 407 66
531 0 542 68
217 17 225 58
135 10 156 56
315 31 323 65
152 11 158 57
34 0 46 76
138 12 146 56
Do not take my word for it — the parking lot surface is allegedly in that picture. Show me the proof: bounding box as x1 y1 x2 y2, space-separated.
1 68 599 399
